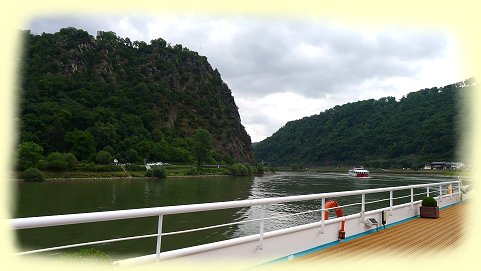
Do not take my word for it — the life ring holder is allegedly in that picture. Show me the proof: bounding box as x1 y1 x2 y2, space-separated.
323 199 346 239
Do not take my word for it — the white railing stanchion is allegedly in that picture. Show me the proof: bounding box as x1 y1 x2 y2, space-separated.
410 188 414 210
439 184 443 202
458 177 462 201
156 214 164 262
389 190 393 214
321 198 325 234
361 194 365 222
258 204 266 250
427 186 430 197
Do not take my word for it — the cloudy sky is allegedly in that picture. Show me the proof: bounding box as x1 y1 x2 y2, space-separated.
28 14 462 142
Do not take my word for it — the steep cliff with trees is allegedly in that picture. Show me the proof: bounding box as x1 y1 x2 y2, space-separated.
18 27 254 168
253 79 474 168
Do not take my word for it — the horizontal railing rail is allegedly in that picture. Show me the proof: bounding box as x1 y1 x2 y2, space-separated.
12 180 459 229
12 179 462 260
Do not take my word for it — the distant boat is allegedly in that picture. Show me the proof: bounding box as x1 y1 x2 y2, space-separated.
348 167 369 178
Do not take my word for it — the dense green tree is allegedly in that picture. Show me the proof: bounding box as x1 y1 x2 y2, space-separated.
151 166 167 179
90 121 117 149
46 152 68 171
151 128 165 142
17 142 44 170
192 129 212 168
95 150 113 165
150 141 170 161
21 167 45 182
63 153 78 169
133 140 153 161
125 148 139 163
102 146 115 156
171 147 194 162
65 130 97 161
229 163 249 176
255 164 264 174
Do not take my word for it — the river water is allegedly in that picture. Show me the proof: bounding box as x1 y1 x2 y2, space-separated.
13 172 454 260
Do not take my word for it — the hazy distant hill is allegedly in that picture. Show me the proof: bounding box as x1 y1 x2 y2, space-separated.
253 79 474 168
19 27 253 164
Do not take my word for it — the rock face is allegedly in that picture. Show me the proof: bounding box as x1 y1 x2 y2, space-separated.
20 28 253 163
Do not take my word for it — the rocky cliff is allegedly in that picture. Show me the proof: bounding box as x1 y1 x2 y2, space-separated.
20 27 253 164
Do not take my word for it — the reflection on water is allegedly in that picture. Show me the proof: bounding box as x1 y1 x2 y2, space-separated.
14 172 453 259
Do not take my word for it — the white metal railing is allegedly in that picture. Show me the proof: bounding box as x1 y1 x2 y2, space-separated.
12 180 462 259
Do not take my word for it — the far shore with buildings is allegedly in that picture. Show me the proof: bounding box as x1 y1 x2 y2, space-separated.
423 162 466 170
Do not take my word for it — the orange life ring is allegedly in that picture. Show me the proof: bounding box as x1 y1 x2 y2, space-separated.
447 184 453 194
323 199 346 239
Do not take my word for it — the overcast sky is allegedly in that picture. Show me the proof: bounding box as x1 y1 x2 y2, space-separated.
28 14 462 142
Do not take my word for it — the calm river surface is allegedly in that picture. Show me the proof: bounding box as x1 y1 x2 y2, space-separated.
14 172 454 260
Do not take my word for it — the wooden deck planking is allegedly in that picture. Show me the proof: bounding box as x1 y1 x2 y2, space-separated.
285 202 466 264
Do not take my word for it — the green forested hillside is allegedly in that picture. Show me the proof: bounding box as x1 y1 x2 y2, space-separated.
253 79 474 168
18 28 253 167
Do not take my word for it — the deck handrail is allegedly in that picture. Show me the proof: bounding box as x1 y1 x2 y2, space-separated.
12 180 459 230
12 179 462 259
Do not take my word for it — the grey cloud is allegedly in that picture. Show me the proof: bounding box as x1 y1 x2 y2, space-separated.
28 14 155 41
198 18 448 98
29 15 107 36
28 16 448 100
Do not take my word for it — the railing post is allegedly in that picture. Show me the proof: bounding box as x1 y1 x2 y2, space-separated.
321 198 325 234
439 184 443 202
156 214 163 262
458 177 462 202
361 194 365 222
410 188 414 210
389 190 393 213
258 204 266 250
427 186 430 197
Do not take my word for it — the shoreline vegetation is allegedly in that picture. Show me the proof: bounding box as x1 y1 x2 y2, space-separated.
16 164 469 182
16 163 270 182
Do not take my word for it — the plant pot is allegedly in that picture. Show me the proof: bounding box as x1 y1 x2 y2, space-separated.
420 206 439 218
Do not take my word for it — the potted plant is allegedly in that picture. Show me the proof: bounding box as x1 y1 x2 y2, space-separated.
420 196 439 218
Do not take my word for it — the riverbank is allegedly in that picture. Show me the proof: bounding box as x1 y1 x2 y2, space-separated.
16 165 468 182
44 174 235 181
276 167 470 177
35 169 468 182
16 163 270 181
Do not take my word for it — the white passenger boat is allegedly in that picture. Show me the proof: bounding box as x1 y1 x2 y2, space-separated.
348 167 369 178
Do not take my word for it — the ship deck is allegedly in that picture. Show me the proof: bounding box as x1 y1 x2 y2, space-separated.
283 202 466 264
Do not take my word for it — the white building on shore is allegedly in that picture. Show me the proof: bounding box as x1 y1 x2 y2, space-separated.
423 161 464 170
